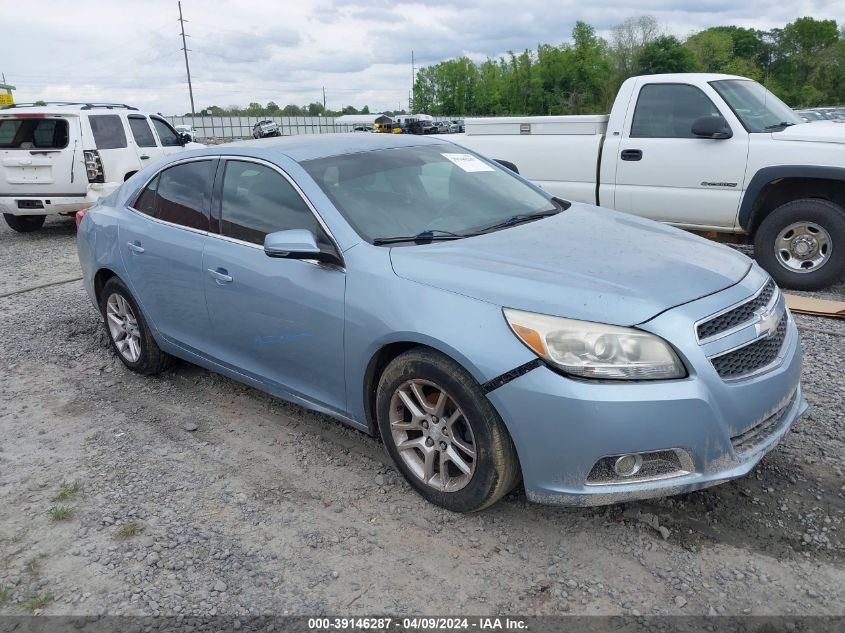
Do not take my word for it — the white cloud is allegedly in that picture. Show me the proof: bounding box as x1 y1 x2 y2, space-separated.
2 0 843 114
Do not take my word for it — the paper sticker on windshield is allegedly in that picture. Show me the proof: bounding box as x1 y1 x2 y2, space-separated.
441 153 495 172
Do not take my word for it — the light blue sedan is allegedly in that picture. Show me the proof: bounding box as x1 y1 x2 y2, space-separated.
76 134 807 511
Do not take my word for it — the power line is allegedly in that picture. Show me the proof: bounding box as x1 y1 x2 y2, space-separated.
178 1 195 115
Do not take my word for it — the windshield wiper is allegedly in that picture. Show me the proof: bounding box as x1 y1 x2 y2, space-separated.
468 209 561 236
373 229 466 245
762 121 796 131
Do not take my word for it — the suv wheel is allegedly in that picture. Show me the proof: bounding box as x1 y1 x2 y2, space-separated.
4 214 46 233
100 277 172 374
754 198 845 290
376 348 520 512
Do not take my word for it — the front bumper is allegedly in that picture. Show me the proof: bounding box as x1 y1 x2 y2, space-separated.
0 183 118 216
487 270 807 507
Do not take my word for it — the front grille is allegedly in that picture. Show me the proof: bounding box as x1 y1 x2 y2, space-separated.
731 390 797 456
697 279 776 341
710 315 787 379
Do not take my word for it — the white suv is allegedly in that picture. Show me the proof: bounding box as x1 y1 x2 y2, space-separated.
0 102 203 232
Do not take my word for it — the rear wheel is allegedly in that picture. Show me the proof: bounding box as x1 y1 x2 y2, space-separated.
376 348 520 512
100 277 172 375
754 198 845 290
4 214 46 233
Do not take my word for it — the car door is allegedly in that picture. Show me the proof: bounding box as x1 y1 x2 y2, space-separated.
126 115 164 169
202 157 347 414
613 81 749 228
119 158 217 353
149 116 186 157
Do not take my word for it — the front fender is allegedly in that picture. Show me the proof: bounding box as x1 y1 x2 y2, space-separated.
738 165 845 231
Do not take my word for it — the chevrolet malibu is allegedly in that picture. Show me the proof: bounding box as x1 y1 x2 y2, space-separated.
76 134 807 512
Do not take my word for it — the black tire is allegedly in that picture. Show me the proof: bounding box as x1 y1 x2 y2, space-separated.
4 214 46 233
376 348 520 512
99 277 172 375
754 198 845 291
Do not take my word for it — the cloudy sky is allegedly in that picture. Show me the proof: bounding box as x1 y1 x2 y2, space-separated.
2 0 843 114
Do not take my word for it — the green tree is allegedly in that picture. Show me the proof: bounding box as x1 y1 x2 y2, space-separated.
685 30 734 72
307 102 325 116
281 104 303 116
266 101 280 114
635 36 699 74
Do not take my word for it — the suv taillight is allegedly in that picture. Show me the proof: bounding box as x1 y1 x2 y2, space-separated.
75 208 89 229
83 150 104 183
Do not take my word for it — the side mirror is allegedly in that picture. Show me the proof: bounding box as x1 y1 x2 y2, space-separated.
691 115 732 139
178 132 191 145
263 229 342 265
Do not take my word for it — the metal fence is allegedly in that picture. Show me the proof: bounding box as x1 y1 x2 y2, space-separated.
164 115 359 141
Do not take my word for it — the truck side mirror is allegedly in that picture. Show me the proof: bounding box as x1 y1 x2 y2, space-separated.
691 115 732 139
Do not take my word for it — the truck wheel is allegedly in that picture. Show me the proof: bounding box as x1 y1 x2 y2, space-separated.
754 199 845 291
4 214 46 233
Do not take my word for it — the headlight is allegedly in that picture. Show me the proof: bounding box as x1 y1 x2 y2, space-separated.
503 308 686 380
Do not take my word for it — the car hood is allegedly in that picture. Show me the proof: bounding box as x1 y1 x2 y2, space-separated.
771 121 845 144
389 206 751 326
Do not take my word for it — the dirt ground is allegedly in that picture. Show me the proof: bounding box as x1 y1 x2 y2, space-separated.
0 216 843 617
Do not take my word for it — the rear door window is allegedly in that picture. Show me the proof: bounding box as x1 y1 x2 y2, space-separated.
127 116 157 148
133 174 159 216
0 118 69 149
154 160 215 230
89 114 128 149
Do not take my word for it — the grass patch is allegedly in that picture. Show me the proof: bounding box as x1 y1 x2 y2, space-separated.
24 554 47 576
50 481 83 502
115 522 142 540
47 505 74 522
23 593 53 612
0 587 11 607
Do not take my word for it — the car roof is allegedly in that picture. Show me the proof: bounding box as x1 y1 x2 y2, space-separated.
219 132 450 162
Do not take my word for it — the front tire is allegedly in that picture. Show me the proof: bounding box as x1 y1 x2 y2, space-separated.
376 348 520 512
754 198 845 291
100 277 172 375
4 214 46 233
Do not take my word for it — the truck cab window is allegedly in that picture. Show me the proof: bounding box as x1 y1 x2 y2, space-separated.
630 84 720 138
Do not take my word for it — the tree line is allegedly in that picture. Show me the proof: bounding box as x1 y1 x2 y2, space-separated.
411 15 845 116
195 102 408 118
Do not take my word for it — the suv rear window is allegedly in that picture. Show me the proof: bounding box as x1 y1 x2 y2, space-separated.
89 114 127 149
0 118 70 149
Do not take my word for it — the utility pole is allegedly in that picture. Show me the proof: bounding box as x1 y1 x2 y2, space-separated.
322 86 326 110
410 50 415 112
178 1 195 115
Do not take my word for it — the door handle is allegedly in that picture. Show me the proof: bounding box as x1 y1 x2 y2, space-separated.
140 155 150 160
126 241 145 254
207 268 233 283
621 149 643 161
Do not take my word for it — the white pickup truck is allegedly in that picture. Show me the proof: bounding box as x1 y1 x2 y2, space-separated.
455 73 845 290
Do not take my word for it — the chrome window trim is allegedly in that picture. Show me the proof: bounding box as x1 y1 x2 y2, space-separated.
127 154 345 270
707 309 792 382
695 278 779 345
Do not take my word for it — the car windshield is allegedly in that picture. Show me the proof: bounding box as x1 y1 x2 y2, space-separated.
710 79 803 132
301 145 556 244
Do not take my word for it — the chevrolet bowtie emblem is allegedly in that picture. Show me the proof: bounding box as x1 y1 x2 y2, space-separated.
754 307 779 338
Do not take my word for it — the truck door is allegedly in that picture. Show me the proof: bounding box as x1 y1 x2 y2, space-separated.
613 81 749 229
149 117 186 157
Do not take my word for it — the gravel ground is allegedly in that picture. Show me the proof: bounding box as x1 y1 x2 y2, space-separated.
0 215 843 617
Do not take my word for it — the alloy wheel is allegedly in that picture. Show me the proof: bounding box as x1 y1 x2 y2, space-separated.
389 379 477 492
105 293 142 363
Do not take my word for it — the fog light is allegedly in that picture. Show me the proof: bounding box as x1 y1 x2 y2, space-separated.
614 454 643 478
